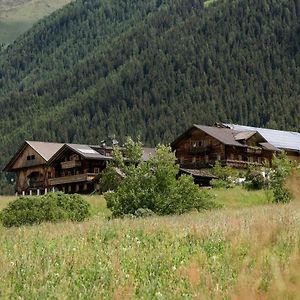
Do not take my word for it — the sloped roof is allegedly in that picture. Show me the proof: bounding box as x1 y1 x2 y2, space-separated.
260 142 280 152
234 131 257 141
26 141 64 161
3 141 64 171
171 124 245 148
225 124 300 152
194 125 244 147
48 143 111 164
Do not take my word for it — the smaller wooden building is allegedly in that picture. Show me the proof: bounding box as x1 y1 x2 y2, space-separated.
3 141 63 195
47 144 112 194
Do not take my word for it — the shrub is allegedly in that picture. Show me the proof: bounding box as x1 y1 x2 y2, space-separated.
134 208 156 218
105 143 217 217
270 152 292 203
245 169 265 190
0 192 90 227
210 179 233 189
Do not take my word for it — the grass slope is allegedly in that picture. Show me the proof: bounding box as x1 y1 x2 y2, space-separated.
0 192 299 298
0 0 73 45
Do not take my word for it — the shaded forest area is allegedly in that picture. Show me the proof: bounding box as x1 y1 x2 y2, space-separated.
0 0 300 191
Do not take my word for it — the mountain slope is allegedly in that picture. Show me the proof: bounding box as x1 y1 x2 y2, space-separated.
0 0 300 190
0 0 73 45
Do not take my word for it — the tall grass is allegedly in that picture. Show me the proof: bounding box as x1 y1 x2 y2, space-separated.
1 200 300 298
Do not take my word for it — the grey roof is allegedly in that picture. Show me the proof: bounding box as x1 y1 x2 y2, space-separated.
259 142 280 152
194 125 244 147
225 124 300 152
65 144 110 160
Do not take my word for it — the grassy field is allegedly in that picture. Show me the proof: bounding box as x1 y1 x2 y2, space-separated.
1 188 300 298
0 0 73 45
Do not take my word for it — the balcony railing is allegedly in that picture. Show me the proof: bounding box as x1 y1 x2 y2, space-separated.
222 159 262 168
49 173 97 185
187 146 212 155
60 160 82 169
246 147 262 154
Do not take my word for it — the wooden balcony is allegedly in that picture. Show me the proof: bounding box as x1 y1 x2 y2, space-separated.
187 146 211 155
49 173 97 185
222 159 262 168
60 160 81 169
246 147 262 155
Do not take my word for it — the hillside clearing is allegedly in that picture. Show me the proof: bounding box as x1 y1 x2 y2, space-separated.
0 0 73 45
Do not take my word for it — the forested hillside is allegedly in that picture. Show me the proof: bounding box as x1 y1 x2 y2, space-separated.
0 0 300 191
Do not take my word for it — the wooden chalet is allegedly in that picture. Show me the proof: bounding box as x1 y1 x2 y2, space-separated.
3 141 63 195
171 124 278 170
47 144 112 194
47 144 156 194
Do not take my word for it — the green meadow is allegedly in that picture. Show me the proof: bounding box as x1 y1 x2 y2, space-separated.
1 188 300 299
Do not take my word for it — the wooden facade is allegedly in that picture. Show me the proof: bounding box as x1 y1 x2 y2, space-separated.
171 125 275 170
3 141 63 195
47 144 111 194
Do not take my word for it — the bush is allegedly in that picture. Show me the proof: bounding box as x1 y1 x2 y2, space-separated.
105 143 217 217
210 179 233 189
0 192 90 227
245 169 265 190
270 153 292 203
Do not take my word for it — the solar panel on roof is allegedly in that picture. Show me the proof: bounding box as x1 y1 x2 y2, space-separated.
77 148 98 154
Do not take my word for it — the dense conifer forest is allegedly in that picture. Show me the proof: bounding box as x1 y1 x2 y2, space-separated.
0 0 300 191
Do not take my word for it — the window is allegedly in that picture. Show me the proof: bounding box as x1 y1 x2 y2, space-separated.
94 167 100 173
31 155 35 160
27 155 30 160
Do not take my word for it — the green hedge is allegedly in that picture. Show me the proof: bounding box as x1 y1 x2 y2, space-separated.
0 192 90 227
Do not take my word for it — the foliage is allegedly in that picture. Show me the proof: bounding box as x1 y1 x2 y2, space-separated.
211 160 236 183
105 142 216 217
245 168 265 190
270 152 292 203
0 192 90 227
210 178 233 189
134 208 156 218
1 0 300 191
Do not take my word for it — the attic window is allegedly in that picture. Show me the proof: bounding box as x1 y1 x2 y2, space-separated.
27 155 36 161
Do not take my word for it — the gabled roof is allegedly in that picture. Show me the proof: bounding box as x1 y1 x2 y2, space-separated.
224 124 300 152
234 131 257 141
3 141 64 171
48 143 111 165
171 124 244 148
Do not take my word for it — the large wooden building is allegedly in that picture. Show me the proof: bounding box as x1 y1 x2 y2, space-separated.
171 124 279 170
